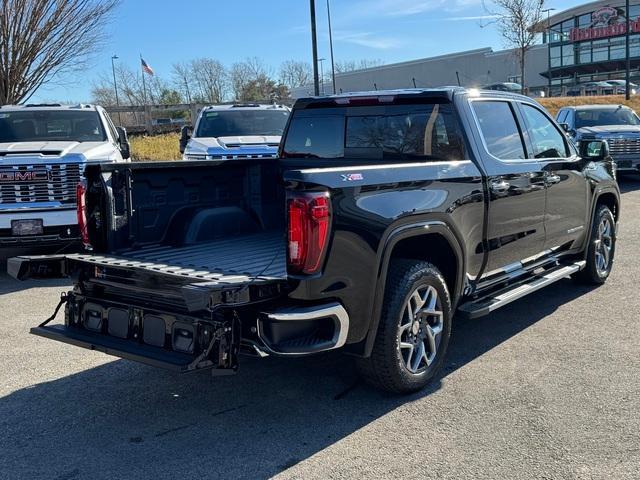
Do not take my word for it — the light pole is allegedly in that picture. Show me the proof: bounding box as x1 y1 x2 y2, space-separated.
310 0 320 96
626 0 631 100
318 58 326 95
327 0 336 94
542 8 556 97
111 55 122 125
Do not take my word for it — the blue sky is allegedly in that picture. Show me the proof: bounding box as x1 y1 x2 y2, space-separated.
33 0 586 102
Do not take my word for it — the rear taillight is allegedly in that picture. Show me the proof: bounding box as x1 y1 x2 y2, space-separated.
287 192 331 274
76 180 90 247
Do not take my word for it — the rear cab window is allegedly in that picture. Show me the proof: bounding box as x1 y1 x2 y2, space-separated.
282 101 467 163
470 100 527 160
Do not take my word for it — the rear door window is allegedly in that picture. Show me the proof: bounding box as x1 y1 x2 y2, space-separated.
282 102 466 161
471 101 526 160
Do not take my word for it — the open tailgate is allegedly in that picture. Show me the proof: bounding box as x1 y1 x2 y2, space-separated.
8 241 287 313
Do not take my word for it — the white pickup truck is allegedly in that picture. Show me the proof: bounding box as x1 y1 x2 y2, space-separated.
180 103 290 160
0 103 130 248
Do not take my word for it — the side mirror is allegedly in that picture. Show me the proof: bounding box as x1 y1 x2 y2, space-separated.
179 125 193 154
115 126 130 160
579 139 610 160
559 122 570 132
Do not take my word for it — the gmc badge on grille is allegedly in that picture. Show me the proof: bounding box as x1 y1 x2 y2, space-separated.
0 170 52 182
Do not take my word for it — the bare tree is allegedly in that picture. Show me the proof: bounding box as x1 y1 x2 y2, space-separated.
91 64 165 106
483 0 545 92
0 0 119 104
229 57 275 101
279 60 312 89
190 58 227 103
171 59 228 104
334 59 385 73
172 62 193 103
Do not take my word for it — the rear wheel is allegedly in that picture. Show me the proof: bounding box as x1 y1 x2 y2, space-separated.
574 204 616 284
357 260 452 394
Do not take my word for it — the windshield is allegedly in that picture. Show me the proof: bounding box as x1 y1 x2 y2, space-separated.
0 110 106 143
575 108 640 128
195 109 289 138
282 103 466 161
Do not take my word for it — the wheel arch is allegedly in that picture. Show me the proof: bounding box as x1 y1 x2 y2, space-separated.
594 191 619 221
359 221 466 357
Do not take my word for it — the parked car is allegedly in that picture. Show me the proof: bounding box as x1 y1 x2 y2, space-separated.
10 88 619 394
0 103 130 248
557 104 640 173
566 81 616 97
180 103 290 160
605 80 637 95
482 82 523 92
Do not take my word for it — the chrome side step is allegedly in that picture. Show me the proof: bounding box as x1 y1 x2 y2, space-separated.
458 261 586 319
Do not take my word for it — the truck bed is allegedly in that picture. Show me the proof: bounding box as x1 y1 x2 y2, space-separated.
122 230 286 279
69 230 286 282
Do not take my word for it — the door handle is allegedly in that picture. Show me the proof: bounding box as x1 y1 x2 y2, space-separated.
490 180 510 193
546 173 561 185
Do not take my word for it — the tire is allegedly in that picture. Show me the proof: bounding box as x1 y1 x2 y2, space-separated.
574 204 616 285
357 260 452 394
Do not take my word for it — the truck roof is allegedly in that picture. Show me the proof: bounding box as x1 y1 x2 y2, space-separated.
203 103 290 112
294 87 535 109
563 104 632 111
0 103 100 111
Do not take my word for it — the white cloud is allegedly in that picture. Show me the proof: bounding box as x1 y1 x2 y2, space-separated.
334 31 402 50
358 0 482 17
443 14 501 21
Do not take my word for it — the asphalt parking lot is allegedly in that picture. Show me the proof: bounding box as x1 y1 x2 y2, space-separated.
1 177 639 480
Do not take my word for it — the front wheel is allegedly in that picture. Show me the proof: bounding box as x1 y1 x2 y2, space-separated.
357 260 452 394
574 204 616 284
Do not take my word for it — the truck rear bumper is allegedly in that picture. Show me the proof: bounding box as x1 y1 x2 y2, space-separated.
258 303 349 355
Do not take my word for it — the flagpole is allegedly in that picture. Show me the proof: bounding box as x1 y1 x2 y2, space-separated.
140 54 148 106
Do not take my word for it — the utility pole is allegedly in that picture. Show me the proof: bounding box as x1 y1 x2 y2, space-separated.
626 0 631 100
310 0 320 96
542 8 556 97
319 58 326 95
327 0 336 94
111 55 122 125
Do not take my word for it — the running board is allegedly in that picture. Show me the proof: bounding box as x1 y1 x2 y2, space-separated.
458 261 586 319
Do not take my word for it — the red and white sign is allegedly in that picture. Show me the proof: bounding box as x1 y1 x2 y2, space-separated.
569 6 640 42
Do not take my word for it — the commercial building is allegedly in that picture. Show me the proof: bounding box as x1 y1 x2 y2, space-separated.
292 1 640 98
545 1 640 93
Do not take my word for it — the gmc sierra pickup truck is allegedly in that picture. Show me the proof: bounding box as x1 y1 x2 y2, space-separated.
180 103 290 160
9 88 620 393
556 104 640 174
0 104 130 247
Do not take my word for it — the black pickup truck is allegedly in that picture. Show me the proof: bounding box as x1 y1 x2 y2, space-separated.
9 88 620 393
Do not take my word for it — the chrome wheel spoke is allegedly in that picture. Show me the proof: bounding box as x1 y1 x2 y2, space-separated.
602 243 610 266
411 289 427 312
410 342 424 372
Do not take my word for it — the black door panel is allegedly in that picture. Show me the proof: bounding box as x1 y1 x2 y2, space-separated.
542 159 589 250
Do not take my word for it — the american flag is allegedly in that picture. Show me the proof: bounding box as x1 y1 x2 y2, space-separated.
141 58 154 76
